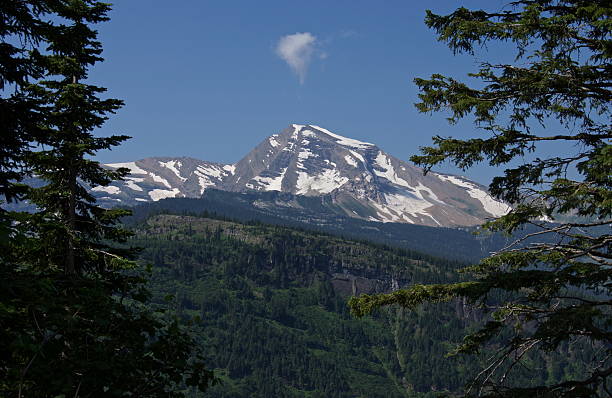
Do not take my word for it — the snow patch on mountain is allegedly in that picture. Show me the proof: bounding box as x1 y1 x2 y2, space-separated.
194 165 227 193
344 155 358 167
310 125 373 149
195 176 215 193
148 188 181 201
159 160 187 181
374 152 412 188
269 136 280 148
298 148 316 160
323 160 336 167
125 178 144 191
92 185 121 194
296 169 349 195
349 150 365 163
412 182 444 204
107 162 147 175
371 194 440 225
291 124 302 139
148 172 172 189
197 165 225 179
252 167 287 191
194 168 219 194
437 174 510 217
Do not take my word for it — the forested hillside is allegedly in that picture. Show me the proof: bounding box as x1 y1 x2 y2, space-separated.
131 214 592 397
125 189 514 262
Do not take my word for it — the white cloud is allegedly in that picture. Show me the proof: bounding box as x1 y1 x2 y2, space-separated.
276 32 317 84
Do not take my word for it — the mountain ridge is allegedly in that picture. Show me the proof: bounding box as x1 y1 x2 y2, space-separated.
95 124 510 227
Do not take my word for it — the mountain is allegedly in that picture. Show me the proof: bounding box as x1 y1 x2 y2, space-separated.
95 124 510 227
94 157 233 204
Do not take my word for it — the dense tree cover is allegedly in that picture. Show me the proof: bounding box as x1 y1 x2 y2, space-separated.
124 190 515 263
132 214 596 397
1 1 213 396
350 2 611 397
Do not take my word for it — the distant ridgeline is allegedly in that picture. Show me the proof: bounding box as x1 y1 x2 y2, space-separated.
132 214 595 397
6 184 570 262
124 189 513 263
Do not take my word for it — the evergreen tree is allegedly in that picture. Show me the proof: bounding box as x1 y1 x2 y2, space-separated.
350 1 611 397
24 0 131 275
1 1 214 396
0 1 52 211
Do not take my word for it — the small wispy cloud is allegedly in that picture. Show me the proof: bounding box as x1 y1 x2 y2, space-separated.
276 32 317 84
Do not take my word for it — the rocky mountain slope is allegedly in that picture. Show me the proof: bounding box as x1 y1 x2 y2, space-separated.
95 124 510 227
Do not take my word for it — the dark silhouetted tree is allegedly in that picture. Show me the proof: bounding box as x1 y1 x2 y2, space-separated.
1 1 215 396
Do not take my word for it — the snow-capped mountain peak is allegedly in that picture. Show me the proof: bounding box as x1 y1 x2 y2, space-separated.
94 124 510 227
308 124 374 149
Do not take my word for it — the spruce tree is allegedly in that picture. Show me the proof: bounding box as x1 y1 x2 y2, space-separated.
350 1 611 397
1 1 215 396
24 0 131 275
0 1 52 211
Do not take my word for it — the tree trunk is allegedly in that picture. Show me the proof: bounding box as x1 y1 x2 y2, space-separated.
66 163 76 275
65 74 77 275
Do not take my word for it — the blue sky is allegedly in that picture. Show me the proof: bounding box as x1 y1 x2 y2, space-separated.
92 0 522 184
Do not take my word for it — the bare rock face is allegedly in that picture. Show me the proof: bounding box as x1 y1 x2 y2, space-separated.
95 124 509 227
